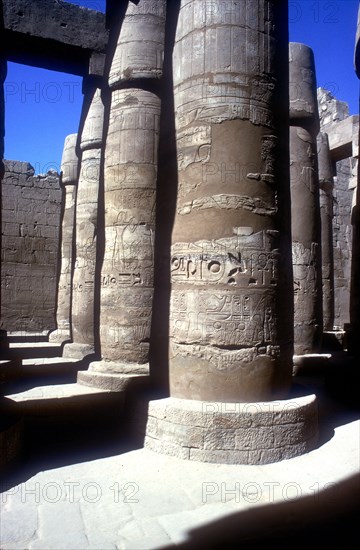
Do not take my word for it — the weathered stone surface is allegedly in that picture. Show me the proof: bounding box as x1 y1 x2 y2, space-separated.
350 6 360 355
1 161 61 332
49 135 78 343
318 87 349 128
169 0 292 403
60 133 79 185
63 89 104 360
317 132 335 331
1 58 6 339
289 43 319 132
289 44 322 355
0 59 5 180
84 0 166 387
318 90 354 329
80 87 105 151
2 0 108 75
323 115 359 162
89 88 160 373
109 0 166 87
63 149 101 359
143 395 318 465
290 126 322 354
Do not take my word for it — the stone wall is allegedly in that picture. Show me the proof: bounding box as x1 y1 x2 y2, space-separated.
1 160 61 332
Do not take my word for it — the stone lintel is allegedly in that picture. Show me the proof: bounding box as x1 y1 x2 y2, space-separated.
143 394 318 465
325 115 359 161
2 0 108 76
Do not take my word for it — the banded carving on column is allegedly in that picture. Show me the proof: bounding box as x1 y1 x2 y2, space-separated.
289 43 322 355
108 0 166 85
168 0 293 403
317 131 334 331
63 88 104 359
83 0 166 386
49 134 79 343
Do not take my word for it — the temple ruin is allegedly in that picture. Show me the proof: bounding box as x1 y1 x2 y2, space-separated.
0 0 359 546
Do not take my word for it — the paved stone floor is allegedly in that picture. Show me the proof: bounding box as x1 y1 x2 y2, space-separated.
1 415 359 549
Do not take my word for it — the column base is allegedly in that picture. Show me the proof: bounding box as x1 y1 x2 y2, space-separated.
78 360 150 390
0 398 23 474
293 354 332 376
48 329 71 344
0 329 9 351
143 393 318 465
63 342 95 360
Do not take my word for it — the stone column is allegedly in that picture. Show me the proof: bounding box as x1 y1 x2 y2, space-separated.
317 131 334 331
0 58 5 183
81 1 166 388
169 0 293 404
350 5 360 354
0 58 6 343
0 57 23 475
144 1 317 465
63 88 104 359
48 134 79 343
289 43 322 355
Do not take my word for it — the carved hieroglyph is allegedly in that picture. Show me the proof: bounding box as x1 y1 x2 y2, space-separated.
169 0 293 402
49 134 78 343
317 131 334 331
63 88 104 359
89 1 166 375
289 43 322 355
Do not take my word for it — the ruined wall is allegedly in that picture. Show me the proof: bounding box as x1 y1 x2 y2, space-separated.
1 160 61 332
318 88 353 329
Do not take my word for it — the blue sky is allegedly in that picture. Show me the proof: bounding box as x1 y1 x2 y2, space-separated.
3 0 359 172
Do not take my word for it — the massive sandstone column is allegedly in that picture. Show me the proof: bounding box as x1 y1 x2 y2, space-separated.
63 87 104 359
350 5 360 355
0 57 9 349
0 58 5 183
0 58 6 336
48 134 79 343
289 43 323 355
168 0 293 403
144 0 317 466
82 0 166 387
317 131 334 331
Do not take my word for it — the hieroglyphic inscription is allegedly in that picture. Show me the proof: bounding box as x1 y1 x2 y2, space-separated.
171 231 278 288
178 194 277 216
98 89 160 365
292 242 319 299
170 290 277 347
170 231 279 347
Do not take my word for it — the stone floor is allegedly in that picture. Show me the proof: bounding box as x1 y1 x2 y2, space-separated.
1 384 359 549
